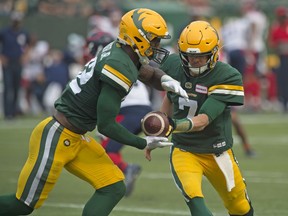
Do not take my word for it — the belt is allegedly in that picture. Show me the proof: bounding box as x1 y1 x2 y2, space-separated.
53 110 87 135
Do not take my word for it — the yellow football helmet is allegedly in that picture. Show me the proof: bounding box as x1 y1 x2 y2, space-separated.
118 8 171 65
178 20 219 77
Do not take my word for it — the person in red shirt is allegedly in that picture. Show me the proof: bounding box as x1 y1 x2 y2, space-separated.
269 6 288 113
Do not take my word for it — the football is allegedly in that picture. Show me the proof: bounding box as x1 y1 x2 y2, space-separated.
141 111 172 137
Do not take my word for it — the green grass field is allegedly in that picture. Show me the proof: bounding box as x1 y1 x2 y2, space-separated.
0 113 288 216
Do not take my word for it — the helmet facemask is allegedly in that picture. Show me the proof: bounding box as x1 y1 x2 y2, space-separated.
143 36 170 65
150 46 170 64
131 34 170 65
180 46 218 77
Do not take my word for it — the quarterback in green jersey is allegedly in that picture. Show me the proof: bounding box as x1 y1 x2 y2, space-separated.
149 21 254 216
0 8 189 216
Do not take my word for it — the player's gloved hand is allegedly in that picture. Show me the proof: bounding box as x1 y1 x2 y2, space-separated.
144 136 173 150
144 136 173 161
162 113 176 137
161 75 189 101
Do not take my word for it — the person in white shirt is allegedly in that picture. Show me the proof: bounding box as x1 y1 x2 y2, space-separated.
221 17 257 157
241 0 268 76
221 17 250 76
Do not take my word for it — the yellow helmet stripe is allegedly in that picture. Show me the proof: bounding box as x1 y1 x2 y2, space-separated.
102 64 132 92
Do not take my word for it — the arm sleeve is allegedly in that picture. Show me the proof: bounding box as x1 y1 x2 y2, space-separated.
97 82 147 149
208 69 244 106
198 97 227 123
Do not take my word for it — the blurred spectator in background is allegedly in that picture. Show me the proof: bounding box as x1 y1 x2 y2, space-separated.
42 49 71 114
63 33 86 80
63 33 85 66
21 33 49 114
269 6 288 113
87 10 112 37
221 17 249 77
106 8 123 38
0 0 14 15
241 0 268 113
87 6 123 38
221 2 268 112
241 0 268 77
43 33 85 113
83 31 114 63
220 17 256 157
0 11 30 120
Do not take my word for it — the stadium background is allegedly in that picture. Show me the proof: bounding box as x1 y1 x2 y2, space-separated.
1 0 288 49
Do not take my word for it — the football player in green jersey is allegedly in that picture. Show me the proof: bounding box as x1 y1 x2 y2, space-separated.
0 8 189 216
146 21 254 216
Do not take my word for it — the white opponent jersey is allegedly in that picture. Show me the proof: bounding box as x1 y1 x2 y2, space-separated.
121 81 151 108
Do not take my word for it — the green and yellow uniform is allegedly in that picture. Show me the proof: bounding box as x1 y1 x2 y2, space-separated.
161 53 252 215
15 42 147 209
55 42 138 132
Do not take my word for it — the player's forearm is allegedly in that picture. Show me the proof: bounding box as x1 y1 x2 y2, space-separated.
173 114 209 133
98 121 147 149
97 83 147 149
191 114 209 131
138 64 165 90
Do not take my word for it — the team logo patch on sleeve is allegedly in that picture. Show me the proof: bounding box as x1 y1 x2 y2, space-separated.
102 64 132 92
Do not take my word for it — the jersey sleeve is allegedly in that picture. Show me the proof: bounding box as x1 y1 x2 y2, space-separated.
100 59 137 97
208 67 244 106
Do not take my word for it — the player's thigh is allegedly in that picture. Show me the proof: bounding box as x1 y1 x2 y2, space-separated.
205 149 251 214
16 117 78 209
65 136 125 189
170 147 204 199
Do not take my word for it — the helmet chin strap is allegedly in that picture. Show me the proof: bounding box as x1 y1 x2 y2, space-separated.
135 49 150 65
189 63 209 76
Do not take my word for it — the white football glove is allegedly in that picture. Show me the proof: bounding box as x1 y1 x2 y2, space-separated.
144 136 173 150
161 75 189 101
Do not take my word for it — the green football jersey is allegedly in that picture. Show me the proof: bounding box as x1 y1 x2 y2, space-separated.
160 54 244 154
55 42 139 132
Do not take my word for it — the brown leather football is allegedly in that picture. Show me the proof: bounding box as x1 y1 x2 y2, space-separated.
141 111 172 137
